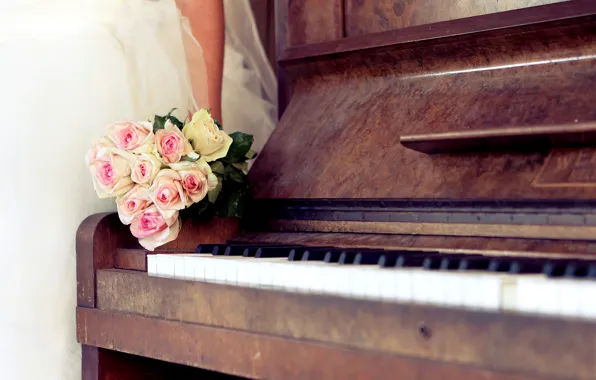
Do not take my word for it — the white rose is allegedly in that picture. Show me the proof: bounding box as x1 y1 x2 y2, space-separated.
182 109 232 162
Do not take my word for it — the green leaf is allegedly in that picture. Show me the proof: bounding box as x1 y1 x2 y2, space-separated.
153 115 166 133
225 165 246 183
214 120 223 130
181 155 199 162
245 149 257 160
215 185 247 218
192 199 210 215
208 176 222 203
165 108 184 129
232 162 248 172
210 161 225 175
224 132 254 163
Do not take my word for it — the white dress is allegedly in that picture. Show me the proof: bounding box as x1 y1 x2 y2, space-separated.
0 0 276 379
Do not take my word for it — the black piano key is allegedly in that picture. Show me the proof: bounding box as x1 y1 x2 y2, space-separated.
288 249 303 261
255 246 296 258
487 257 514 272
242 247 259 257
195 244 221 253
396 253 441 268
508 258 546 274
338 251 357 265
439 256 459 270
587 264 596 278
458 256 493 271
352 250 395 265
437 254 479 270
301 248 335 261
422 255 444 270
286 247 334 261
543 259 578 278
324 251 343 263
212 245 231 255
377 251 429 267
243 244 302 257
563 261 590 278
378 254 398 268
224 245 247 256
323 248 364 263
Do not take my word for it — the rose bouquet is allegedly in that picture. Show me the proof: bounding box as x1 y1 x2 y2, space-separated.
85 108 256 250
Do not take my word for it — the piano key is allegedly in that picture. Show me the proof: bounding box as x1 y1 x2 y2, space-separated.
195 244 222 253
148 247 596 319
255 245 315 259
224 245 248 256
286 247 334 261
301 248 335 261
147 254 157 275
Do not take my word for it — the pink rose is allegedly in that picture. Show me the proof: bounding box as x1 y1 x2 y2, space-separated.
130 205 180 251
85 137 114 166
170 159 218 204
154 121 195 164
130 153 162 184
106 121 154 152
116 184 151 225
149 169 186 219
87 148 134 198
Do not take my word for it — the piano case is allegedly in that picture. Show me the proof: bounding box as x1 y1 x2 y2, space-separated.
77 1 596 379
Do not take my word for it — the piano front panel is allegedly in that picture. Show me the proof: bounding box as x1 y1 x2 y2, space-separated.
344 0 566 36
96 267 596 380
285 0 344 47
250 13 596 200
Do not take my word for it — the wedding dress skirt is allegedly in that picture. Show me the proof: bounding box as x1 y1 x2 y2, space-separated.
0 1 276 379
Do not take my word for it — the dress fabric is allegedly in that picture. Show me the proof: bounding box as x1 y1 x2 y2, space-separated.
0 0 276 378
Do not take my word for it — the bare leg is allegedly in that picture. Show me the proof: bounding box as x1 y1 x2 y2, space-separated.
176 0 225 123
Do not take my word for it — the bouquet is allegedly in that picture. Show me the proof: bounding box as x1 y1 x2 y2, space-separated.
85 108 256 250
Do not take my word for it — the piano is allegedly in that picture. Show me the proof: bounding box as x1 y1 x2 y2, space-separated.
76 1 596 379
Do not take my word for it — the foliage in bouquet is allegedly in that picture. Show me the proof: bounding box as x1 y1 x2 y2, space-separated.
85 108 256 250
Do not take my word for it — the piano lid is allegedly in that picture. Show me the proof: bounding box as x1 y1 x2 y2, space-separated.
248 0 596 203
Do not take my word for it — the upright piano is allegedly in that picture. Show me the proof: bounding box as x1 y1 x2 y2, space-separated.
76 1 596 378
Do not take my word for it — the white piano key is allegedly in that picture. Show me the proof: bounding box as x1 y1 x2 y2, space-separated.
411 270 432 304
147 254 157 275
579 281 596 318
442 272 463 307
557 279 581 317
516 276 553 315
184 256 195 279
157 254 175 277
173 255 185 278
376 268 397 301
394 270 412 302
536 279 559 315
500 276 518 311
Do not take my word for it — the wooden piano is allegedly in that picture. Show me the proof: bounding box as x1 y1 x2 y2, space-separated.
76 1 596 379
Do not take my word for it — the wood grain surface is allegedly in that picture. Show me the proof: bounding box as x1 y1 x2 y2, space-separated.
250 16 596 200
345 0 566 36
78 306 560 380
286 0 343 46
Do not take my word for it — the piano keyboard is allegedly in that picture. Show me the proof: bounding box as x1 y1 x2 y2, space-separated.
147 244 596 319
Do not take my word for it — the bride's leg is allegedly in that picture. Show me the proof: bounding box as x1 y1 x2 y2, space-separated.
177 0 225 122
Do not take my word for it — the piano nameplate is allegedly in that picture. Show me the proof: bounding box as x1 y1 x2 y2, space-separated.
534 147 596 187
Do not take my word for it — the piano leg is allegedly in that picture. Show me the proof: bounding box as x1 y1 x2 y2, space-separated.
82 345 243 379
